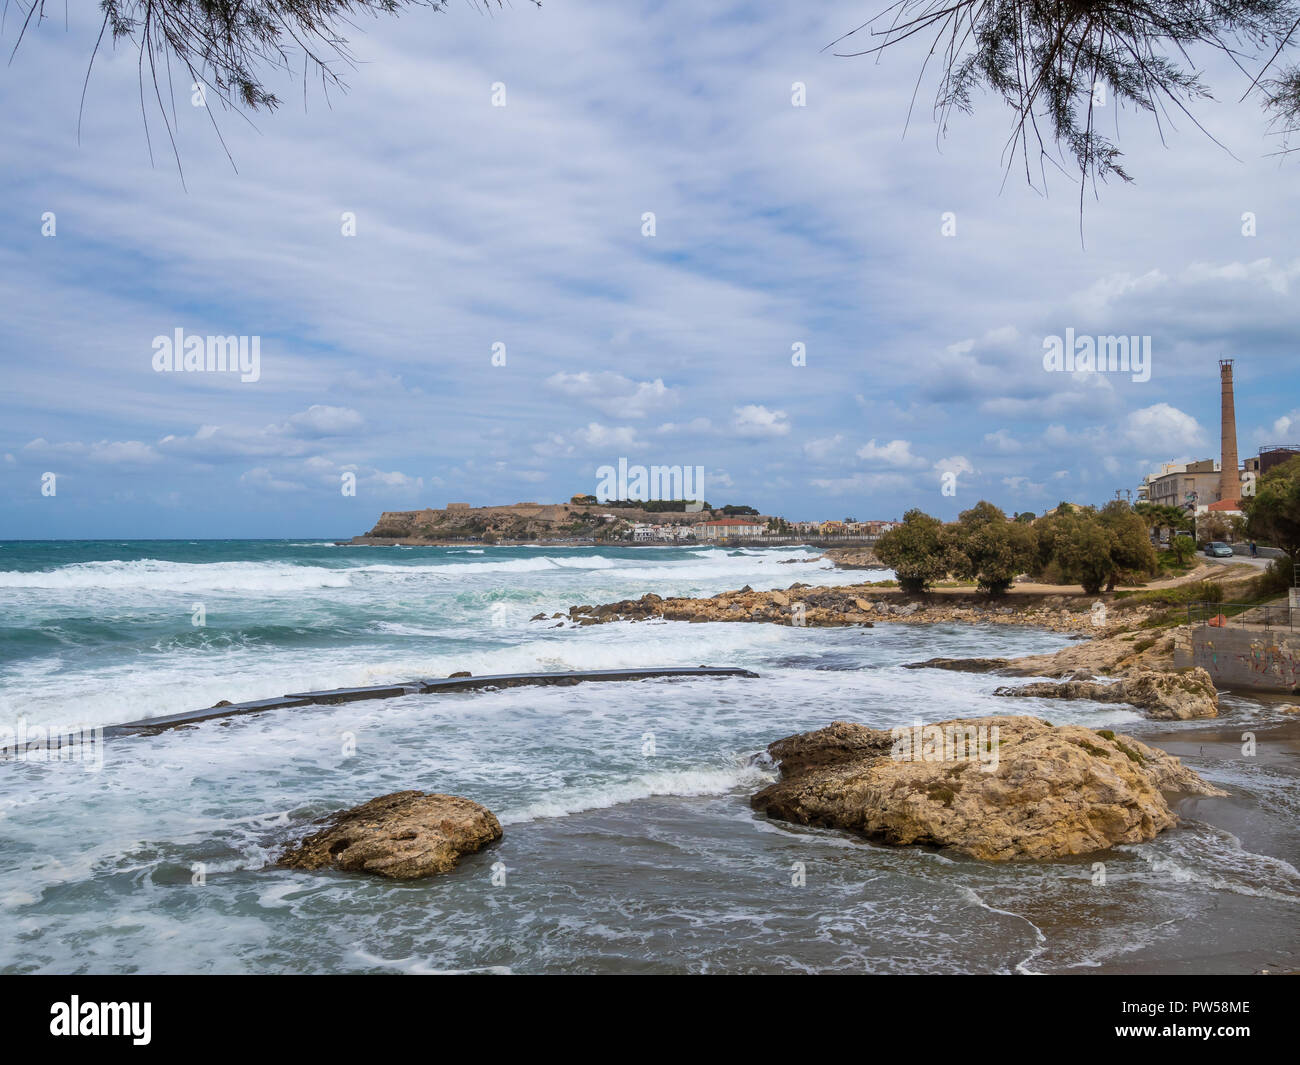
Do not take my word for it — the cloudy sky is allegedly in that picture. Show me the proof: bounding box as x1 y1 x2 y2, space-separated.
3 1 1299 538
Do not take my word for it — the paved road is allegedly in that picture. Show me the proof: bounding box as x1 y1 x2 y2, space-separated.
1201 553 1272 570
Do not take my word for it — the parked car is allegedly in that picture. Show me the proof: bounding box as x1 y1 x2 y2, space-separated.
1203 541 1234 558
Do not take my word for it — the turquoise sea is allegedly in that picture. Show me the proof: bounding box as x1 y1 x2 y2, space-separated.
0 540 1296 973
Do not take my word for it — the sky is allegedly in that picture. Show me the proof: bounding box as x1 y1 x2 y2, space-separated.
2 1 1299 538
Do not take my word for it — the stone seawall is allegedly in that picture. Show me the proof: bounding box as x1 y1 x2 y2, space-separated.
1177 625 1300 693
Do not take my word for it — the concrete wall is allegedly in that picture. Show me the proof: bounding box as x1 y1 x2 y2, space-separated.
1179 625 1300 693
1230 543 1285 560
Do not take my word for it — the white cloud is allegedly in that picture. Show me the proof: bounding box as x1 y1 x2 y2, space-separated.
1002 475 1044 495
531 433 575 458
546 372 676 418
362 468 424 490
1071 269 1168 316
21 437 161 465
811 472 910 495
1183 258 1300 296
240 467 305 493
89 440 162 464
803 434 844 460
5 4 1300 535
573 422 647 449
655 417 713 435
732 405 790 437
934 455 976 482
1123 404 1205 452
1262 408 1300 441
856 438 926 469
285 405 365 436
983 429 1021 453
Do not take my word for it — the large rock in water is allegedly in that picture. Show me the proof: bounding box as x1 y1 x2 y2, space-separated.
993 667 1219 720
279 791 502 879
904 656 1012 673
750 716 1225 861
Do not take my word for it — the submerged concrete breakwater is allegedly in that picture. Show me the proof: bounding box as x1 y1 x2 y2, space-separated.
0 667 759 756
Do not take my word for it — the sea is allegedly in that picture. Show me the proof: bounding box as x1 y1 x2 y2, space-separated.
0 540 1296 973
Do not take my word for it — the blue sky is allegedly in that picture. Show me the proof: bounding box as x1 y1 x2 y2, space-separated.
2 1 1299 538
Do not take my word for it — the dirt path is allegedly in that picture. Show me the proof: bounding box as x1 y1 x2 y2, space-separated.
855 559 1258 599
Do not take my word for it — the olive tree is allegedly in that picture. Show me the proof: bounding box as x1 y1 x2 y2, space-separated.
944 501 1036 596
874 507 950 593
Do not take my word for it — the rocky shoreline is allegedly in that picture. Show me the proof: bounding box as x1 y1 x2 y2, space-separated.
992 667 1220 720
562 573 1244 722
278 714 1231 878
750 716 1226 860
266 562 1268 877
561 582 1138 633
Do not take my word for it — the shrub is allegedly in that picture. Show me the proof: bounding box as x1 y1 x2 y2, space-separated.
944 501 1036 596
874 508 950 594
1245 456 1300 565
1251 558 1294 598
1196 581 1224 603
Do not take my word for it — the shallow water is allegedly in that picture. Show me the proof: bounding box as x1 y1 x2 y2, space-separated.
1 541 1296 973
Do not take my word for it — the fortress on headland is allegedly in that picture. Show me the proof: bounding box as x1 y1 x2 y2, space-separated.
350 500 749 545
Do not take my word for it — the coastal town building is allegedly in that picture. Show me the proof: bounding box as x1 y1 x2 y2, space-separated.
1136 361 1272 514
1143 460 1223 510
697 518 766 540
786 518 895 538
1204 499 1244 516
1260 445 1300 476
632 521 697 542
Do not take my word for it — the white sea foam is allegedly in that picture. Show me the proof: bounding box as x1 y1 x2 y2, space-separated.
499 764 776 824
3 540 1288 976
0 559 354 592
1 620 791 729
1118 823 1300 903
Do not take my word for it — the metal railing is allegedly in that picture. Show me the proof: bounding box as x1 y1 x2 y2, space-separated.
1186 601 1296 631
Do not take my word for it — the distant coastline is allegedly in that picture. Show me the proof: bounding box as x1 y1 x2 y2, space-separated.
345 500 890 550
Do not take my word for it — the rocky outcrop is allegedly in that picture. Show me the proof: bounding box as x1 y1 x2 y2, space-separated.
995 628 1181 678
750 716 1225 861
566 585 1116 632
904 657 1012 673
993 667 1219 720
822 547 881 569
567 587 876 627
279 791 502 879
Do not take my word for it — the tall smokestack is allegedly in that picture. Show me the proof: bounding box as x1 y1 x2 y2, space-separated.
1219 359 1239 503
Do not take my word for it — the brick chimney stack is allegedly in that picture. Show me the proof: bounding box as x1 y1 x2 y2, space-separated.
1219 359 1239 504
